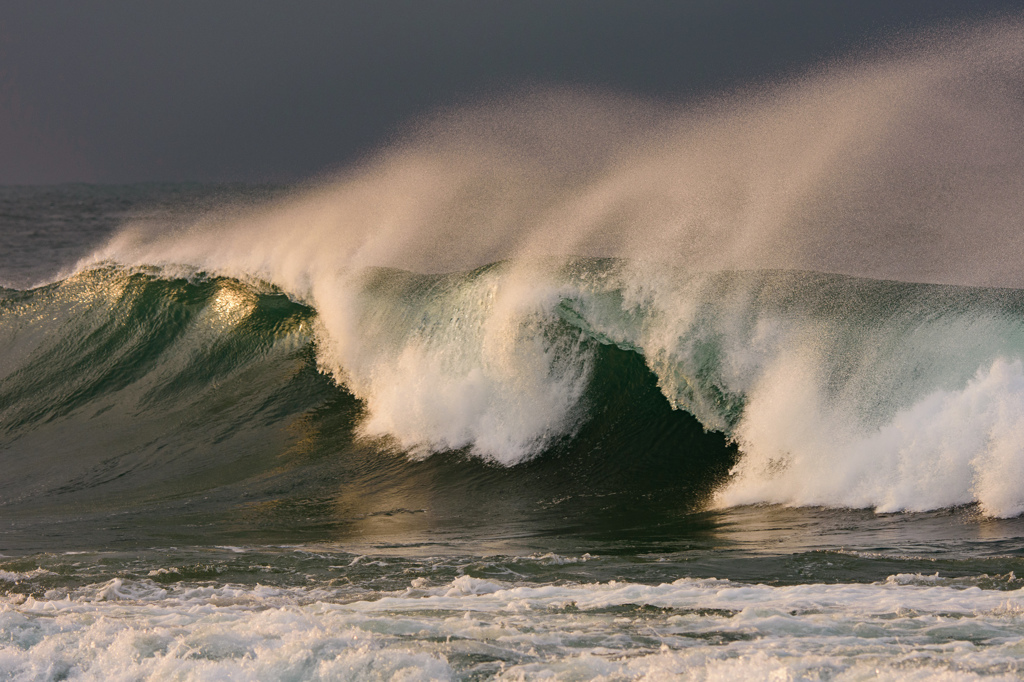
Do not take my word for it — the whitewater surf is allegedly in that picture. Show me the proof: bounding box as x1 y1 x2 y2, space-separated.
2 17 1024 681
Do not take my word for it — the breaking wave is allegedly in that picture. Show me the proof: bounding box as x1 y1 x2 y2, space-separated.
3 263 1024 519
6 17 1024 520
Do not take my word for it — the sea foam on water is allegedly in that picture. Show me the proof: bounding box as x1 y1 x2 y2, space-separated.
2 572 1023 680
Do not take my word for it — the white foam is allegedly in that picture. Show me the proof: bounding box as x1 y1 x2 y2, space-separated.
2 575 1023 680
0 569 50 583
721 357 1024 517
342 271 593 464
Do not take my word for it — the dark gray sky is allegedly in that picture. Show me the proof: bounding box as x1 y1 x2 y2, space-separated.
1 1 1017 184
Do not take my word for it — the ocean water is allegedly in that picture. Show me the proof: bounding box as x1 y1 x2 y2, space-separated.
4 20 1024 682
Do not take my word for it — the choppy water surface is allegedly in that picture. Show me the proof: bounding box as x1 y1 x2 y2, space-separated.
2 534 1024 680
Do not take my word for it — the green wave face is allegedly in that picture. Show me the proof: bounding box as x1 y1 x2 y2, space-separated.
0 269 323 516
3 260 1024 550
0 265 737 549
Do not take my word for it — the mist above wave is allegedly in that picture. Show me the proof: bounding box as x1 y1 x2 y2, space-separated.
83 17 1024 287
63 18 1024 517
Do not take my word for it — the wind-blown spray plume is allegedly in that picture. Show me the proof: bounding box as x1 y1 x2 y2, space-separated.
62 18 1024 516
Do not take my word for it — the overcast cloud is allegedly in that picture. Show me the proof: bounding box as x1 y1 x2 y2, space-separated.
0 0 1016 183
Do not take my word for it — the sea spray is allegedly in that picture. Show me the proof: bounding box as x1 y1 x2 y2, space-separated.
28 17 1024 516
580 267 1024 516
80 21 1024 286
724 357 1024 517
321 265 595 464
